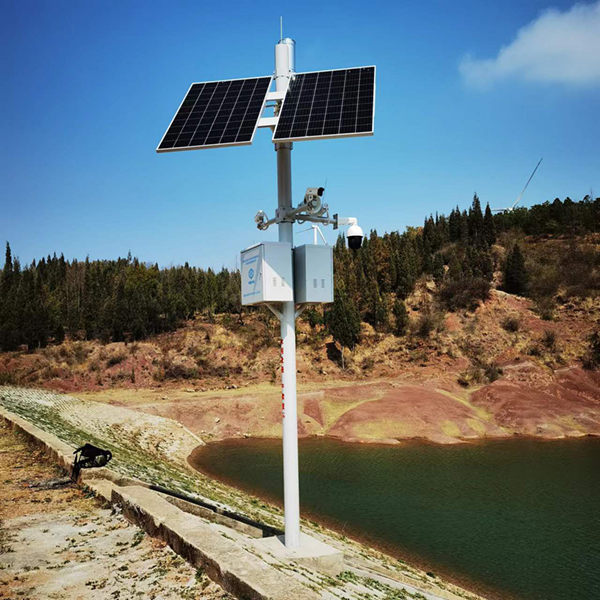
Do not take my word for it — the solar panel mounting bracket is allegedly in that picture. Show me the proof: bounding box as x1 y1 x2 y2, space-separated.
258 116 279 129
266 90 286 101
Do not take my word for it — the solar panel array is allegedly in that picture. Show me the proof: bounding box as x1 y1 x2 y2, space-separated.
273 66 375 142
157 76 272 152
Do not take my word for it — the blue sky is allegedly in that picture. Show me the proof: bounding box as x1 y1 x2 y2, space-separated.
2 0 599 270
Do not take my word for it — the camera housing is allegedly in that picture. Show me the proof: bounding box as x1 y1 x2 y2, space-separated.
347 222 364 249
303 187 325 215
334 215 364 249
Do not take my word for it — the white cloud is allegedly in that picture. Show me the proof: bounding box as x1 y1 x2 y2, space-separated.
459 1 600 89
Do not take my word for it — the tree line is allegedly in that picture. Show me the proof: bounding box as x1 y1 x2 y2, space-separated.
1 194 598 352
0 249 240 351
327 194 598 349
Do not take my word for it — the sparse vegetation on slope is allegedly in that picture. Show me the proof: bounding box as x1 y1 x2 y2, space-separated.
2 195 598 355
2 194 600 444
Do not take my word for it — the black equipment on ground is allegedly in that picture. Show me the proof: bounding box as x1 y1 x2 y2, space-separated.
72 443 112 481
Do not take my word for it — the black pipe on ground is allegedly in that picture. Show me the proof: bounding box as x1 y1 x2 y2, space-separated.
148 484 283 538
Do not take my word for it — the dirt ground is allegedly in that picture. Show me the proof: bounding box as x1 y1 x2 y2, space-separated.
77 363 600 445
2 286 600 447
0 421 231 600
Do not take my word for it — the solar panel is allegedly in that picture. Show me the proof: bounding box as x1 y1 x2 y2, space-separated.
273 66 375 143
157 76 272 152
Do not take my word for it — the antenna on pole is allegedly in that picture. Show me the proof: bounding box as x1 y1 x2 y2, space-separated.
280 16 283 42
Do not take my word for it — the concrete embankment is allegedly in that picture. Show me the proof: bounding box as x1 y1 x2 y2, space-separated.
0 404 319 600
0 387 487 600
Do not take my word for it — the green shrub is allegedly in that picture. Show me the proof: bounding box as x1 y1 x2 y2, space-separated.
72 343 91 364
541 329 557 351
484 362 503 382
361 356 375 371
393 299 409 336
534 296 556 321
416 313 435 338
439 277 490 311
0 371 18 385
106 352 126 367
304 307 324 328
582 331 600 370
163 362 199 380
458 363 502 387
501 316 520 332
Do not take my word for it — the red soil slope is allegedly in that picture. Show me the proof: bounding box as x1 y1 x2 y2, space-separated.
126 366 600 445
471 366 600 439
326 385 507 444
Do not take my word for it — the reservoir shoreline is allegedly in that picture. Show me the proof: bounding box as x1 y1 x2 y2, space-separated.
189 438 515 600
189 435 600 600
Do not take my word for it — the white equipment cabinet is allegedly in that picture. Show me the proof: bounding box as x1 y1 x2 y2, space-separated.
293 244 333 304
241 241 293 306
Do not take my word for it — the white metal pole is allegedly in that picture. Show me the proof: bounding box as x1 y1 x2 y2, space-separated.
274 37 300 549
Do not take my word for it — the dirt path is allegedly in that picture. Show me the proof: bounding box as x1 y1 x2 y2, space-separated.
0 421 231 600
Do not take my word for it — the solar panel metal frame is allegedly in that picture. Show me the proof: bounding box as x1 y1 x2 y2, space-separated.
272 66 376 144
156 75 273 153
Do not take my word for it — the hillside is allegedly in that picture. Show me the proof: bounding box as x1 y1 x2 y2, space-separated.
2 232 600 444
2 195 600 444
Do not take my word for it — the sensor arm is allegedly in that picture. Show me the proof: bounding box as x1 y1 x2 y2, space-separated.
335 216 357 229
293 214 332 225
255 211 359 231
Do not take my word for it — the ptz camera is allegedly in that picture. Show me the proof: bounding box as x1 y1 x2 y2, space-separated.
347 222 364 250
335 216 364 249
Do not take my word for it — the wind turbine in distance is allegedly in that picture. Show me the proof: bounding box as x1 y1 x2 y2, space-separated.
493 157 544 213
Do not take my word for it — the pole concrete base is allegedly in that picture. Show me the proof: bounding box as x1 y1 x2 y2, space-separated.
253 532 344 577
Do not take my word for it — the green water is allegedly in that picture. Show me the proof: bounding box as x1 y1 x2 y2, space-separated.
191 436 600 600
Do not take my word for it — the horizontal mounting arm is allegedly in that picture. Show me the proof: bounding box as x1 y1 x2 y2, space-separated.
266 90 286 101
258 116 279 129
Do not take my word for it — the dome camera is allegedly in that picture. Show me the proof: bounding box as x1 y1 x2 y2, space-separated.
347 223 364 250
335 215 364 250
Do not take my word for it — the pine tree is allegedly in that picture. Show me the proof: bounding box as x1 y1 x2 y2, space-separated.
483 203 496 246
396 250 413 299
460 210 469 245
432 253 445 286
82 260 97 339
0 243 17 350
31 273 51 348
504 245 528 296
449 207 461 242
328 288 361 368
112 277 128 341
469 193 484 244
448 254 463 281
422 239 433 274
393 299 409 336
2 242 12 284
